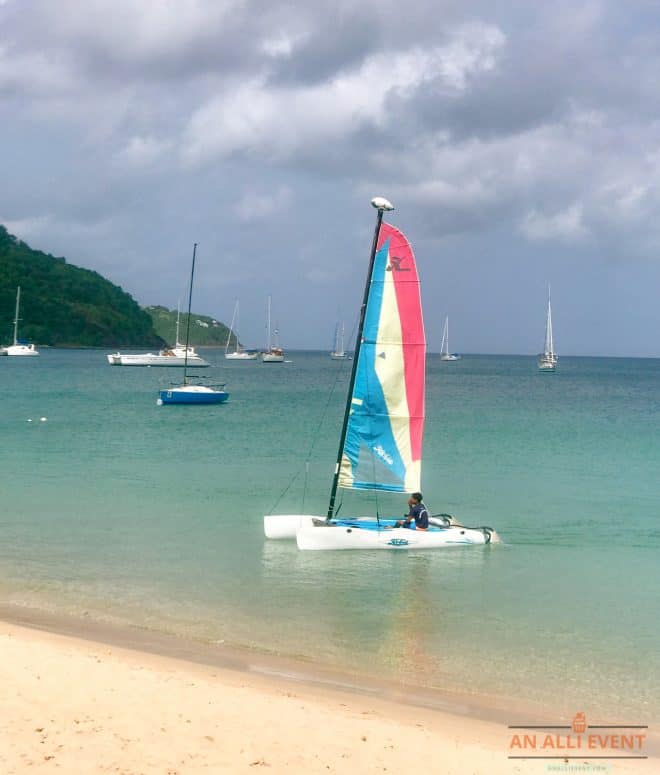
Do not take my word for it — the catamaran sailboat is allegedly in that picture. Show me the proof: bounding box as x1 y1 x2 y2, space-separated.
158 244 229 405
225 300 257 360
263 197 499 550
439 316 460 361
1 287 39 356
538 287 558 372
330 322 350 360
107 304 209 367
262 296 284 362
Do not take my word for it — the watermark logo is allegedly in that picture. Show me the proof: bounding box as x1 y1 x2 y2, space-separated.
573 713 587 734
508 712 647 763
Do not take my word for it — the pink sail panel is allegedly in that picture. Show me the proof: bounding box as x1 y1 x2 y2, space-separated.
377 222 426 470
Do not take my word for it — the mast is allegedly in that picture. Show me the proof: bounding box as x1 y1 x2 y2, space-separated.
226 300 237 354
545 286 553 357
440 316 449 356
182 243 197 386
12 286 21 346
175 301 181 347
14 285 21 346
326 197 394 520
235 302 240 353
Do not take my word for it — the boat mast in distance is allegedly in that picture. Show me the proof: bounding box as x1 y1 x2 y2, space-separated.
538 285 558 372
157 243 229 405
439 316 461 361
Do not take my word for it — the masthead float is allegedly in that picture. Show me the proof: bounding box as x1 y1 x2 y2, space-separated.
263 197 500 549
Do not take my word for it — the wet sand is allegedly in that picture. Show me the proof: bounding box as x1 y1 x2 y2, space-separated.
0 608 656 774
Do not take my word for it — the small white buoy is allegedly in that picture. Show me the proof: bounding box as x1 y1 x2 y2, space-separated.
40 417 47 422
156 398 163 406
27 418 33 423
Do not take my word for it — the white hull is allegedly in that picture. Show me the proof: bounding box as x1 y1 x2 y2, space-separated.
330 352 349 360
439 354 460 361
107 350 209 366
2 343 39 356
224 351 258 360
262 352 284 362
264 514 499 550
538 355 557 371
263 514 321 539
297 523 499 551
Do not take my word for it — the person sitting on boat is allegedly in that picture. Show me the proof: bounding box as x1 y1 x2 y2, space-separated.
396 493 429 530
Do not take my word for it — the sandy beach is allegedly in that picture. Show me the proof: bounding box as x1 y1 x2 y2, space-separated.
1 617 656 775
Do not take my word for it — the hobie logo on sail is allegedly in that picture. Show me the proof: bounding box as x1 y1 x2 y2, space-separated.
386 256 410 272
373 445 393 465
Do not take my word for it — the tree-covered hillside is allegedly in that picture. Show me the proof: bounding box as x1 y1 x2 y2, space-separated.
146 305 236 348
0 226 164 347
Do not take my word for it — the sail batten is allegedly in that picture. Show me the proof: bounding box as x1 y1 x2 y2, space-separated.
338 222 425 493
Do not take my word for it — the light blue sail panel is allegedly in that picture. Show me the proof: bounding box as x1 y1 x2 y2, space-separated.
338 223 425 494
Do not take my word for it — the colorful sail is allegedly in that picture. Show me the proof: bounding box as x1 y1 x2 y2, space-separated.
338 222 425 492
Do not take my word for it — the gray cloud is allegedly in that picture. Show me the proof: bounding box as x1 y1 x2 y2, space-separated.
2 0 660 355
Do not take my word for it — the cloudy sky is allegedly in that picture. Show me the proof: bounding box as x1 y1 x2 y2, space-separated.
2 0 660 355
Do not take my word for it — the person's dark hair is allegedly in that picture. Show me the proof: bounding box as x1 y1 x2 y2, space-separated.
412 492 423 503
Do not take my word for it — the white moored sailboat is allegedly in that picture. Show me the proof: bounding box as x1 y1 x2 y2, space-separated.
439 316 460 361
107 303 209 367
330 322 349 360
225 300 257 360
1 287 39 356
261 295 284 362
330 323 348 361
263 197 499 550
538 287 558 372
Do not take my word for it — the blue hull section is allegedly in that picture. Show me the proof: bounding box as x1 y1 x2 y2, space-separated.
159 390 229 405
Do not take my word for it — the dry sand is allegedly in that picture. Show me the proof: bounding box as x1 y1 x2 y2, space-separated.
0 620 656 774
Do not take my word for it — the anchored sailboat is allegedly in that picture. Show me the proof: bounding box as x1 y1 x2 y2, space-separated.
261 296 284 362
538 287 558 372
107 302 210 367
225 300 257 360
439 316 460 361
1 287 39 356
330 322 349 360
263 197 498 550
157 244 229 405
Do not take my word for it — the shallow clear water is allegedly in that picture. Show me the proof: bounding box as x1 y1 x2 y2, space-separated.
1 350 659 719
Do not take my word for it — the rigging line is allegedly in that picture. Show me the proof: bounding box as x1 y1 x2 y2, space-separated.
302 461 310 511
335 491 344 517
267 468 303 515
266 351 352 515
304 352 349 464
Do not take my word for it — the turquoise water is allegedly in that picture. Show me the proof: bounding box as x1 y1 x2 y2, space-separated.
1 351 659 719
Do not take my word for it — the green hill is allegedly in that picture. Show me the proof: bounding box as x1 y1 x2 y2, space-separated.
0 225 164 347
146 305 236 348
